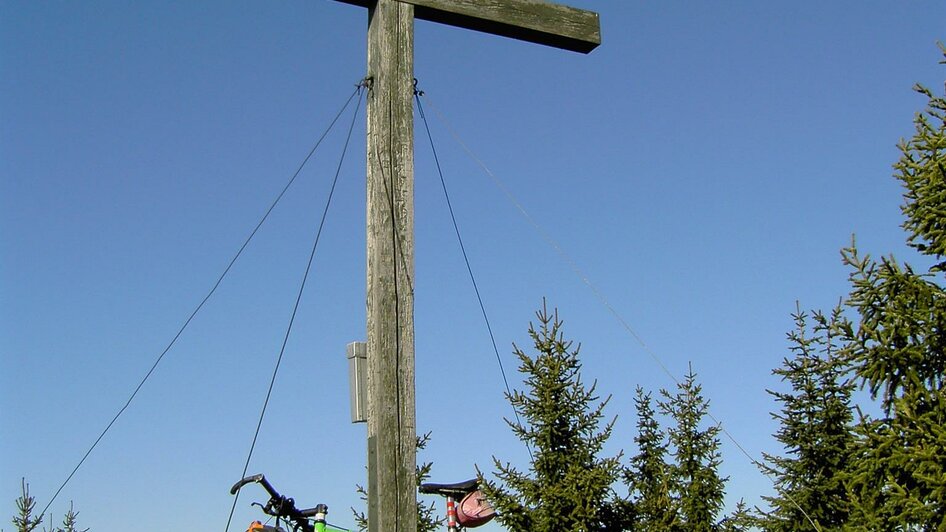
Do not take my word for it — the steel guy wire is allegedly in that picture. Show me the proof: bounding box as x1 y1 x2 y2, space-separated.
224 87 364 532
414 90 534 465
417 92 821 531
39 86 362 523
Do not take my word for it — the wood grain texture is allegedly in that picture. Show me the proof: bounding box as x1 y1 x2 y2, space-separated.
365 1 417 531
335 0 601 53
332 1 602 529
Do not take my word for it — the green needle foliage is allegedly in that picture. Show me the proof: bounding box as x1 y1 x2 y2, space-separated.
837 243 946 529
481 303 626 532
412 432 443 532
897 79 946 269
718 500 755 532
8 480 87 532
834 51 946 529
50 503 88 532
625 367 737 531
658 366 727 532
11 480 42 532
761 306 856 531
352 432 442 532
765 46 946 531
625 387 674 531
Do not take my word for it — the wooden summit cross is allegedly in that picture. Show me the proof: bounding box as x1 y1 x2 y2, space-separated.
333 1 600 530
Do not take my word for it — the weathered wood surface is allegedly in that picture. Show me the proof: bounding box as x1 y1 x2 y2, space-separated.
365 1 417 531
335 0 601 53
334 1 602 530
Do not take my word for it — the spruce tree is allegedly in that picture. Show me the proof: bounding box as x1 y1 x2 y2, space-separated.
9 482 88 532
761 306 855 531
835 48 946 529
658 365 726 532
12 479 42 532
839 243 946 529
49 503 87 532
718 500 755 532
481 304 626 532
625 386 675 531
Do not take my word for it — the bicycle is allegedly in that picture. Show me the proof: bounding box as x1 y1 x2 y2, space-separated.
231 474 348 532
231 472 494 532
419 478 496 531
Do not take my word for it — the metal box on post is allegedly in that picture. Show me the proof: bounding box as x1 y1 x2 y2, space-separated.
347 341 368 423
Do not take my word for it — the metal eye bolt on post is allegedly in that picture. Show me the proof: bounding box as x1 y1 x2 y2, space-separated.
338 1 601 530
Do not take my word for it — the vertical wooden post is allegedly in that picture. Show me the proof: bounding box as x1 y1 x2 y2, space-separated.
335 1 598 529
365 1 416 531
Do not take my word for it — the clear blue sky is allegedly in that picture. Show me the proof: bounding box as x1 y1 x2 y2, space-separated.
2 1 944 531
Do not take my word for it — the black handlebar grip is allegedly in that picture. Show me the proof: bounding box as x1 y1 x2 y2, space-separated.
230 474 265 495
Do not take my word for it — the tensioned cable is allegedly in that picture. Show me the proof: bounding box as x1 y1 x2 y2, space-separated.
418 93 820 531
364 81 409 532
39 86 362 523
371 81 406 531
414 91 533 464
419 93 675 381
224 86 364 532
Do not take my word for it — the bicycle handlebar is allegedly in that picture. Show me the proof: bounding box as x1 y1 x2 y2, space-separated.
231 474 267 496
231 474 329 532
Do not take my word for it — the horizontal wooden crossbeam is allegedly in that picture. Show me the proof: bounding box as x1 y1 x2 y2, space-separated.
334 0 601 53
